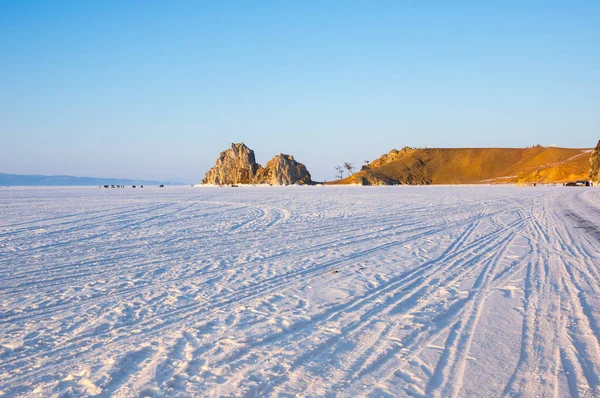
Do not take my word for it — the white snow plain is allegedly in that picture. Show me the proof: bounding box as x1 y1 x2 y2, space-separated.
1 185 600 397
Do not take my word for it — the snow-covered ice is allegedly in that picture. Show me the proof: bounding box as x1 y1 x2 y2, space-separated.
1 185 600 397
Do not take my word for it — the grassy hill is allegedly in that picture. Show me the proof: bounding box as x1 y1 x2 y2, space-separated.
329 146 592 185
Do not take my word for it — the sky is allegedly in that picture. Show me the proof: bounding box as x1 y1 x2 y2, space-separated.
1 1 598 183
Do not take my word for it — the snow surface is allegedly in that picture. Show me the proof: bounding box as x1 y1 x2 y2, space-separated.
1 186 600 397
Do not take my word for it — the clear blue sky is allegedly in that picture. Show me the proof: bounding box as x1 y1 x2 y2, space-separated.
1 1 598 183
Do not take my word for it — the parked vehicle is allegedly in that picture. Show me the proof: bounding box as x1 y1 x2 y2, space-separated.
565 180 591 187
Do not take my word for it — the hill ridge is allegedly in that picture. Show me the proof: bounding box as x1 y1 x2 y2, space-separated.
330 146 593 185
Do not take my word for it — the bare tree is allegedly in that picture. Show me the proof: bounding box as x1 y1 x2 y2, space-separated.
335 165 345 180
343 162 355 177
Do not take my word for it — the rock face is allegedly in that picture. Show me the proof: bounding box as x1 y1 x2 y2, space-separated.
358 174 398 186
201 143 261 185
366 147 412 169
590 139 600 182
201 143 313 185
254 154 312 185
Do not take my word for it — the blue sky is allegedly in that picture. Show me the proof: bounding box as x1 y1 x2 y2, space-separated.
1 1 598 183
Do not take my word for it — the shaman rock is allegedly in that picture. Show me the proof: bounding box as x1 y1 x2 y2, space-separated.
201 143 261 185
254 154 312 185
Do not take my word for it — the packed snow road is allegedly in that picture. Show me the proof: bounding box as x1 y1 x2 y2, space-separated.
1 186 600 397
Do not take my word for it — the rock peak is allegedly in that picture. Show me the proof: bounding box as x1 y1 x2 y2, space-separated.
201 143 313 185
254 153 311 185
201 142 260 185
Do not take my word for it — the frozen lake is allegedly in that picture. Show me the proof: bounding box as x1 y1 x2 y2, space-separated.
1 186 600 397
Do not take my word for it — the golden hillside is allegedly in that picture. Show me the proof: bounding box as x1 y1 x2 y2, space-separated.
330 146 592 185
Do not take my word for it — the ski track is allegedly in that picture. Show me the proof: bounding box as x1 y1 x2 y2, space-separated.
1 186 599 397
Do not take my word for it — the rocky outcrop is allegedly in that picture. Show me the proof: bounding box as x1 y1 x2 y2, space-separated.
366 147 412 169
201 143 313 185
201 143 261 185
590 139 600 182
358 174 398 186
254 154 312 185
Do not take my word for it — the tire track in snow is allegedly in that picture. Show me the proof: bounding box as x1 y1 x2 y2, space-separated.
3 187 599 397
0 202 496 325
218 211 530 395
503 189 600 397
1 201 504 387
3 198 528 394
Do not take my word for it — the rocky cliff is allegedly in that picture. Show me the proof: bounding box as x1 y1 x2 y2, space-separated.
254 154 312 185
201 143 313 185
590 139 600 182
201 143 261 185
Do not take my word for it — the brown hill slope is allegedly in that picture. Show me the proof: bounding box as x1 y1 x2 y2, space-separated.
330 146 592 185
